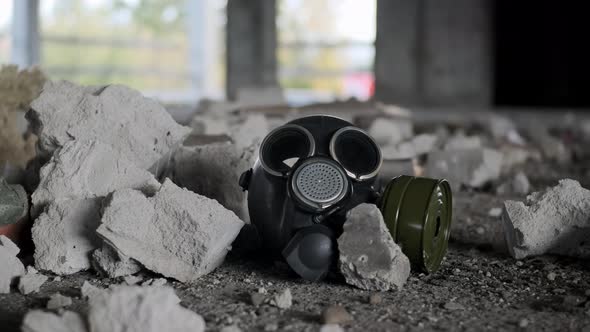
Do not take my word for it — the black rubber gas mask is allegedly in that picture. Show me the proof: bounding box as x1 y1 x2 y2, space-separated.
239 115 452 281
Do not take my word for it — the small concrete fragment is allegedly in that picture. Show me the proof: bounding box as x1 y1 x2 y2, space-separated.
91 245 142 278
97 179 244 282
321 305 353 325
426 148 503 189
271 288 292 309
21 310 87 332
338 204 410 291
81 281 103 300
87 286 205 332
502 179 590 259
381 134 438 159
32 139 160 216
32 198 102 275
320 324 345 332
28 81 191 169
47 293 73 309
123 275 143 286
443 132 482 151
0 235 25 293
0 178 28 226
368 117 413 146
497 172 531 195
18 266 49 294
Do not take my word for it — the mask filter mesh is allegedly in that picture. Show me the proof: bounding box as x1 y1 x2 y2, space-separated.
294 162 346 203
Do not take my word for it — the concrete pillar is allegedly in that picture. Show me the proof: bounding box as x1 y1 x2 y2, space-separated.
11 0 40 68
226 0 278 100
374 0 492 106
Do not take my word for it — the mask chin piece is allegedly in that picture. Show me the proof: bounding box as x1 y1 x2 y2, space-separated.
282 224 335 282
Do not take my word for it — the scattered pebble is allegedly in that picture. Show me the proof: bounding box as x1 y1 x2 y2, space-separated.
46 293 72 310
264 323 278 331
515 261 523 267
519 318 529 328
220 325 242 332
320 324 345 332
250 292 265 307
368 293 383 305
488 207 503 217
322 305 353 325
271 288 292 309
444 302 465 311
547 272 556 281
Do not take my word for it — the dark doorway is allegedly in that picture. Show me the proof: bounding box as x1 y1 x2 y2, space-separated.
494 1 590 107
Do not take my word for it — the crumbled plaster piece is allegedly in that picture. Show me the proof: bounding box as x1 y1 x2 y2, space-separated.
271 288 292 309
368 117 413 146
338 204 410 291
123 275 143 286
87 286 205 332
31 139 160 216
170 138 256 222
92 245 142 278
97 179 244 282
27 81 191 169
487 115 526 145
47 293 73 309
502 179 590 259
443 132 482 151
426 148 503 189
21 310 87 332
32 198 102 275
0 178 28 226
0 235 25 293
381 134 438 160
18 267 49 294
141 278 167 287
81 281 103 300
497 172 531 195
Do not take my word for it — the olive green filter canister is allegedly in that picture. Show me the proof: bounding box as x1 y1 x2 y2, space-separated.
379 175 452 273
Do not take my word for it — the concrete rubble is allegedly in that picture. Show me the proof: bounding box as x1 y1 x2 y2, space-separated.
18 266 49 294
32 198 102 275
81 281 103 300
97 179 244 282
497 172 531 195
381 134 438 160
426 148 503 189
27 81 191 170
87 286 205 332
46 293 73 309
502 179 590 259
368 117 413 146
443 132 482 151
338 204 410 291
22 310 87 332
91 245 142 278
271 288 293 309
322 305 353 325
0 235 25 293
31 139 160 216
0 178 28 227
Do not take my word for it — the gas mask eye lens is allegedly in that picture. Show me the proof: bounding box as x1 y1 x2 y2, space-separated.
329 127 382 181
259 124 315 177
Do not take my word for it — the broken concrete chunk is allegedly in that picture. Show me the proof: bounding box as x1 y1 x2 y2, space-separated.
32 139 160 216
497 172 531 195
502 179 590 259
338 204 410 291
87 286 205 332
47 293 73 309
271 288 292 309
228 114 269 151
170 139 256 222
368 117 413 146
381 134 437 160
21 310 88 332
525 127 571 163
0 235 25 293
0 178 28 226
123 275 143 285
18 267 48 294
426 148 503 189
91 245 142 278
443 132 482 151
28 81 191 169
97 179 244 282
81 281 103 300
32 198 102 275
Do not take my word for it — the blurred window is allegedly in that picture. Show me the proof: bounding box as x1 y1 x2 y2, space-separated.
277 0 376 103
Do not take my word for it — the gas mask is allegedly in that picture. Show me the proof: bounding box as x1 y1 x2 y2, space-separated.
239 115 452 281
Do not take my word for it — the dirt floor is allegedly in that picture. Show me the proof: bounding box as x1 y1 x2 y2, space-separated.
2 161 590 332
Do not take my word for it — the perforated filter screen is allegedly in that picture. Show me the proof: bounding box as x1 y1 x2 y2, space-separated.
294 162 346 203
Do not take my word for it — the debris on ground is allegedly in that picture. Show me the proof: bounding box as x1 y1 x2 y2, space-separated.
426 148 502 189
46 293 73 309
0 178 28 232
27 81 191 170
271 288 292 309
0 235 25 293
368 117 413 146
443 132 482 151
368 293 383 305
321 305 353 325
141 278 167 287
87 286 205 332
502 179 590 259
338 204 410 291
496 171 531 195
97 179 244 282
381 134 438 159
21 310 87 332
81 281 103 300
92 245 142 278
32 198 102 275
18 266 48 294
122 275 143 286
